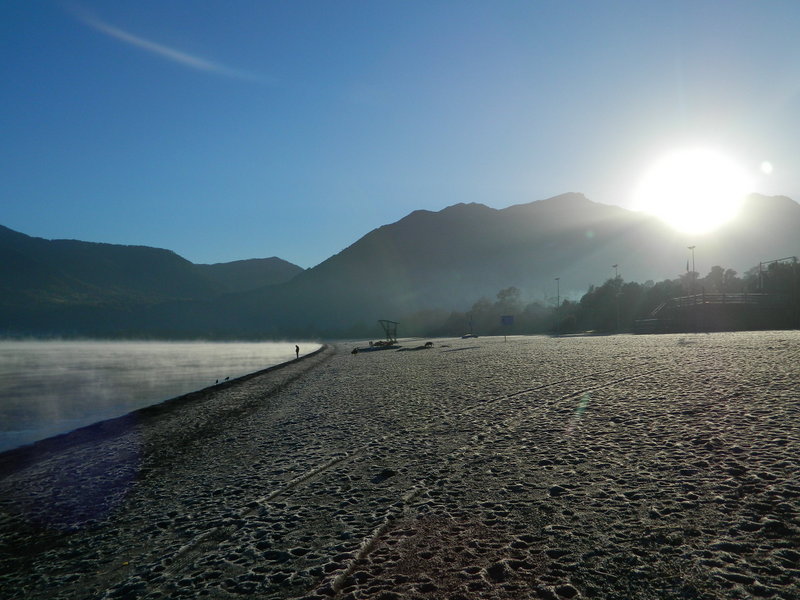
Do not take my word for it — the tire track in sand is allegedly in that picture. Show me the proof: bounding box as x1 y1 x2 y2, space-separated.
315 364 672 598
122 361 670 599
109 356 665 598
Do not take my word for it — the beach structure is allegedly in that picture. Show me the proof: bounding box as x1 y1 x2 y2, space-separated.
378 319 398 344
636 291 794 333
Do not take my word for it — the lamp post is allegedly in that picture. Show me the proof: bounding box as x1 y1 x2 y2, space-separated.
554 277 560 335
555 277 560 308
612 264 620 332
794 257 799 328
688 245 698 332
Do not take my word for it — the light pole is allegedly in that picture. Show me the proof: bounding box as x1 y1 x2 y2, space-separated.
554 277 560 335
555 277 560 308
688 245 698 332
794 257 799 328
612 264 620 332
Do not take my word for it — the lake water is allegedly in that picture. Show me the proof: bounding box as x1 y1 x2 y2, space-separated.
0 340 321 452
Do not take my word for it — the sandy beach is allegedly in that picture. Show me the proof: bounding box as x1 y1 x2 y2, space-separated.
1 332 798 599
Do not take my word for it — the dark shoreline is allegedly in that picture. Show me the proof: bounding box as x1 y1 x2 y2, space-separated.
0 344 329 479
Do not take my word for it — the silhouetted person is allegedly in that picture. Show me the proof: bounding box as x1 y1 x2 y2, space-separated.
295 345 300 359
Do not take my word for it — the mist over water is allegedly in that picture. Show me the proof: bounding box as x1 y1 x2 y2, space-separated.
0 340 320 452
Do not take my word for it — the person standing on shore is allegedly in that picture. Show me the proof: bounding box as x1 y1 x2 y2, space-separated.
295 345 300 359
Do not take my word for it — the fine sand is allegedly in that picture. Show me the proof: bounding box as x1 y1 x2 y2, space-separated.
0 332 798 600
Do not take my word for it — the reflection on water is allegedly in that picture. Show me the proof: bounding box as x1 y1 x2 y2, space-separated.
0 340 320 452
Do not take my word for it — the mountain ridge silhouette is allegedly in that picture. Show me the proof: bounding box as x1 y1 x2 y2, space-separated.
2 193 798 337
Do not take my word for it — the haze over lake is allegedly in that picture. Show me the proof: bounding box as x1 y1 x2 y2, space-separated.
0 340 320 452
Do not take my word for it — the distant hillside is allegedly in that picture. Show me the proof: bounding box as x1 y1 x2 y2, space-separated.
0 224 301 336
695 194 800 272
0 225 216 307
209 192 800 337
195 258 302 294
2 193 798 338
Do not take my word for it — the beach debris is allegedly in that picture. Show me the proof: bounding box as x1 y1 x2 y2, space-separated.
354 341 401 352
396 344 433 352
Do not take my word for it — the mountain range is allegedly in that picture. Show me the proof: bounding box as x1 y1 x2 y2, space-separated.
0 224 302 305
2 193 799 338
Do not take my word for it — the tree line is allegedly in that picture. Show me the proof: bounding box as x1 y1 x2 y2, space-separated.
398 260 798 337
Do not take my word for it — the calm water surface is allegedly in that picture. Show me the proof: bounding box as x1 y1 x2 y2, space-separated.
0 340 320 452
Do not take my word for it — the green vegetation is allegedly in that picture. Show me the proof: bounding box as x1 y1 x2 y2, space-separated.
399 261 798 337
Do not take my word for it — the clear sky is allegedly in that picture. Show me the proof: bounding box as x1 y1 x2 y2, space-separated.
2 1 798 268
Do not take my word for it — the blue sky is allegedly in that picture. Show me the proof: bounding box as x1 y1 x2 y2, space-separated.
2 1 798 268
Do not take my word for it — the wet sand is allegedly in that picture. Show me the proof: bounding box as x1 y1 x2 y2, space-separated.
1 333 798 599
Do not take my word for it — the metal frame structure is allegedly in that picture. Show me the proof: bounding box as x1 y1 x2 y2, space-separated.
378 319 399 343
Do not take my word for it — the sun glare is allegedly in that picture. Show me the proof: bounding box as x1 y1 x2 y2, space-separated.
633 148 753 234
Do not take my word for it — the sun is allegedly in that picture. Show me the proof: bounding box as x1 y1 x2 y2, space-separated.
633 148 753 234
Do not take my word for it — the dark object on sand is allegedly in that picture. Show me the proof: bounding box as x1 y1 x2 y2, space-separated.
354 341 400 352
351 348 359 354
371 468 397 484
424 341 433 348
